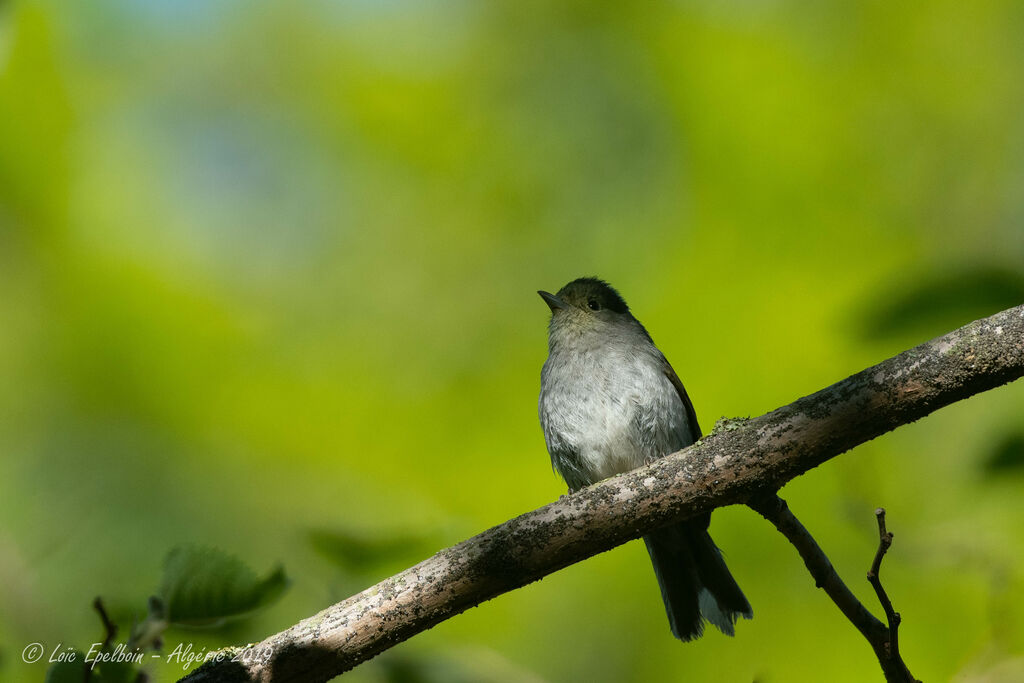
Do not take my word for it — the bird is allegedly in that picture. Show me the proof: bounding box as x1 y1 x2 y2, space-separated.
537 277 752 641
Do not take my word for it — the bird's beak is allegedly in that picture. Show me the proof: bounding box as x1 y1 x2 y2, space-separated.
538 290 569 312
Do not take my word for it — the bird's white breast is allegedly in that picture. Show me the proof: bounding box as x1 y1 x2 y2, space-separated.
540 335 694 486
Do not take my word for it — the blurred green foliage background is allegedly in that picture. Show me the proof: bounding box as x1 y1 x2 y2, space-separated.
2 1 1024 681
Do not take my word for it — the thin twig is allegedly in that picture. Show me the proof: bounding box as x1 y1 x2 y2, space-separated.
748 495 887 644
87 597 118 683
90 598 151 683
93 597 118 651
866 508 914 680
868 510 898 646
749 495 919 683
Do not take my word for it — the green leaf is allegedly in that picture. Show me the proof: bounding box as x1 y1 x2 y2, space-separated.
92 660 138 683
861 267 1024 341
45 657 139 683
44 656 88 683
159 545 288 627
984 431 1024 475
308 527 432 572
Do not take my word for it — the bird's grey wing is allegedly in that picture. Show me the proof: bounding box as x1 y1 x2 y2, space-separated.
660 354 709 528
549 444 590 492
661 355 702 440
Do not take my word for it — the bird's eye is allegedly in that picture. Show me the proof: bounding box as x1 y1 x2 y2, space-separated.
587 299 600 311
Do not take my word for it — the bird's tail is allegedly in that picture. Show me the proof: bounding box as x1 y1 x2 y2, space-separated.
643 521 753 641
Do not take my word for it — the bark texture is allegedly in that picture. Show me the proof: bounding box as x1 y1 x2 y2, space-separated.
181 304 1024 683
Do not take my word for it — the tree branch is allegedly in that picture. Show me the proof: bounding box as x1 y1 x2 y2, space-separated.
749 496 919 682
182 304 1024 683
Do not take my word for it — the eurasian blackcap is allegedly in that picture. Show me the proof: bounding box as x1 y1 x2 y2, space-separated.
538 277 752 641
